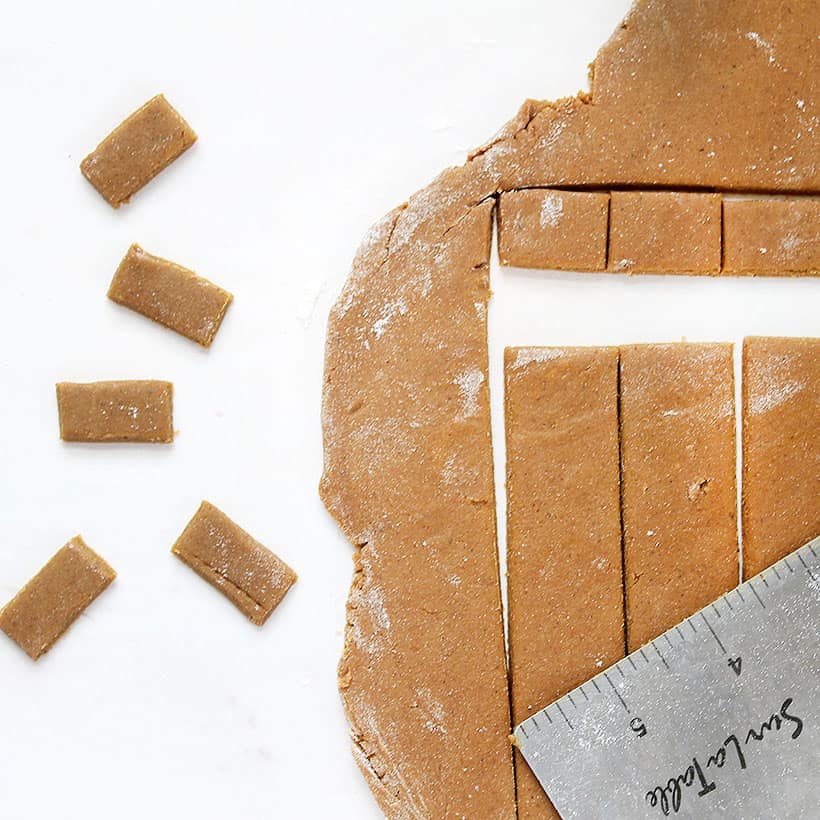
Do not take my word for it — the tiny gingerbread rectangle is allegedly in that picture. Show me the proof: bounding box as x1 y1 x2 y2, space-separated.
0 536 116 660
80 94 197 208
172 501 297 625
56 380 174 443
108 244 233 348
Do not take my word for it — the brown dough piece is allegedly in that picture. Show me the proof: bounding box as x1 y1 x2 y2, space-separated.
620 343 738 650
323 200 516 818
80 94 196 208
498 189 609 270
742 337 820 578
505 346 624 820
472 1 817 193
56 380 173 443
0 537 116 660
723 199 820 275
608 191 722 274
172 501 297 625
322 3 817 815
109 244 233 347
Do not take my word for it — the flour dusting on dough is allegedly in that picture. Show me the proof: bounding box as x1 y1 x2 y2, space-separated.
780 232 802 257
751 379 805 414
539 118 567 149
540 192 564 227
416 687 449 735
348 694 431 819
372 298 408 339
454 367 485 419
745 31 778 65
512 347 565 369
349 549 392 656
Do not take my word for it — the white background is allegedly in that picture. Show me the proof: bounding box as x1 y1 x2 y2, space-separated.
0 2 816 818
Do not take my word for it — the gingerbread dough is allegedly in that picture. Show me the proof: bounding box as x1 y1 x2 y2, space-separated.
56 380 174 443
0 536 115 660
172 501 297 625
498 190 609 271
322 2 818 816
620 344 738 650
505 346 624 819
742 336 820 578
608 191 722 274
723 199 820 275
109 244 233 347
81 94 196 208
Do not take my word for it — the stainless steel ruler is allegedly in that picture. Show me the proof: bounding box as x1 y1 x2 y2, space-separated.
513 536 820 819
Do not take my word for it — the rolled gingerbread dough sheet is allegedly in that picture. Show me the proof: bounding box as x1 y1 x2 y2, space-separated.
321 1 818 815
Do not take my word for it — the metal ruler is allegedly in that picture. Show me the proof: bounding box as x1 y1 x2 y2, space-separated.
513 536 820 819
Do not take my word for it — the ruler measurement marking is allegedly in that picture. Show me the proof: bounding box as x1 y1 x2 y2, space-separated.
627 655 638 671
531 715 540 731
748 580 766 609
760 574 770 588
701 611 726 654
723 594 734 612
604 673 629 713
796 552 810 571
639 647 650 664
796 553 818 583
567 692 577 709
689 618 698 634
520 724 529 739
735 587 746 603
675 625 686 642
556 702 574 729
808 542 818 558
771 565 782 580
579 685 589 701
784 556 794 572
711 602 722 619
616 664 626 678
591 678 601 694
650 641 670 670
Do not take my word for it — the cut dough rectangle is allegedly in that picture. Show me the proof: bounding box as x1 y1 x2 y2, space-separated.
172 501 297 625
80 94 197 208
56 380 174 443
108 244 233 347
723 199 820 275
609 191 722 274
742 336 820 578
498 189 609 270
620 343 738 650
0 536 116 660
505 345 624 819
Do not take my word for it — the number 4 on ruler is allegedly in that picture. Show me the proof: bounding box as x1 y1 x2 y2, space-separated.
728 657 742 676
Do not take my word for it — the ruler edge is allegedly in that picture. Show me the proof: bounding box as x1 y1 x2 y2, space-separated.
513 534 820 749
